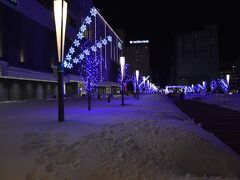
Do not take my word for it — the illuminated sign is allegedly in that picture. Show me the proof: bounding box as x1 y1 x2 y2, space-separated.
129 40 149 44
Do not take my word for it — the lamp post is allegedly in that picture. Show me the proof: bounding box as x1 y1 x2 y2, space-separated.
136 70 139 100
54 0 67 122
120 56 125 105
226 74 230 86
142 76 146 94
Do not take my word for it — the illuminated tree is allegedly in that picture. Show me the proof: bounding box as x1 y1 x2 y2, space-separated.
64 7 112 110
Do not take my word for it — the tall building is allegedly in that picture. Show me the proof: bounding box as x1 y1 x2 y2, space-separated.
125 40 150 76
0 0 123 101
174 25 219 85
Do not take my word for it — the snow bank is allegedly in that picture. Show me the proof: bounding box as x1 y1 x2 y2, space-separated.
186 93 240 112
19 119 240 180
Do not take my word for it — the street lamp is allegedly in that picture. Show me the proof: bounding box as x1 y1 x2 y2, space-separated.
120 56 125 105
136 70 139 100
226 74 230 86
54 0 67 122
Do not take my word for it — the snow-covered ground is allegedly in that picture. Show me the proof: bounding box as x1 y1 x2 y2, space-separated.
185 93 240 112
0 94 240 180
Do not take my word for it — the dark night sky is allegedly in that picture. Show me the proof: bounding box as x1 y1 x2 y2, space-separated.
92 0 240 86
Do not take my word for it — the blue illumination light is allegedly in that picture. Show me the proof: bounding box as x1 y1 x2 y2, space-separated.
63 7 112 69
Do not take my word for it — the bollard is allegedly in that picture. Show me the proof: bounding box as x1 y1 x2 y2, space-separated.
107 95 110 103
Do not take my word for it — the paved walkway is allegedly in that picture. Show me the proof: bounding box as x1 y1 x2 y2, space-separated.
173 98 240 155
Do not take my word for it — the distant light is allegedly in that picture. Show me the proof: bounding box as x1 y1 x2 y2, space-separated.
202 81 206 87
226 74 230 85
143 76 146 82
129 40 149 44
136 70 139 84
120 56 125 81
20 50 24 63
63 82 66 95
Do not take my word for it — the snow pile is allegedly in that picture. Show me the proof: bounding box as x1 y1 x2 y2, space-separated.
20 119 240 180
186 93 240 112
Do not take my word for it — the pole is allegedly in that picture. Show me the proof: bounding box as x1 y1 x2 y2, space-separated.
121 81 124 105
58 63 64 122
58 0 64 122
88 79 91 111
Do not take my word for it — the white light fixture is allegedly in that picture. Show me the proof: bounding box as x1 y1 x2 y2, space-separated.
136 70 139 84
143 76 146 83
120 56 125 81
54 0 67 62
226 74 230 85
129 40 149 44
202 81 206 87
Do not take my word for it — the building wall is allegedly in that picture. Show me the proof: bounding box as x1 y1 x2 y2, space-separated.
93 13 123 81
175 25 219 85
0 0 123 101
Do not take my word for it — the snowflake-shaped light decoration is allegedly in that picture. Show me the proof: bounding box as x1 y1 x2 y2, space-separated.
73 40 80 47
73 57 79 64
90 7 97 17
79 54 84 60
96 42 102 48
85 16 92 25
63 61 73 69
102 39 108 45
91 46 97 52
65 54 72 61
83 49 90 55
107 35 112 42
77 32 84 40
63 61 68 68
80 25 87 32
67 63 73 69
69 47 75 54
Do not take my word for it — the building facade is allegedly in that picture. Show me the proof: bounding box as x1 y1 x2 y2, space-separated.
125 40 150 76
174 25 219 85
0 0 123 101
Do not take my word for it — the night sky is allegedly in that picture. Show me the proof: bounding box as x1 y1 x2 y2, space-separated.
93 0 240 86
